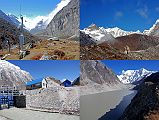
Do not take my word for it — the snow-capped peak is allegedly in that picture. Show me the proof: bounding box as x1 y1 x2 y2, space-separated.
0 60 32 87
27 0 71 31
143 19 159 36
81 24 115 43
81 24 142 43
117 68 156 84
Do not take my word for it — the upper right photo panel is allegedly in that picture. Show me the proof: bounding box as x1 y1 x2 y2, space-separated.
80 0 159 60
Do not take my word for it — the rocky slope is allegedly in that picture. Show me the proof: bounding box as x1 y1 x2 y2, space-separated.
118 68 155 84
80 42 131 60
40 0 79 39
80 60 126 95
111 34 159 52
0 18 39 50
0 60 32 87
0 10 20 27
80 31 96 45
80 28 159 60
119 72 159 120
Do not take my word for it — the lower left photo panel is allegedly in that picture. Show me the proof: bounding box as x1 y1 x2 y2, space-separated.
0 60 80 120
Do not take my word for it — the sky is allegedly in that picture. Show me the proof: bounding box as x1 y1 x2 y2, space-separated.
102 60 159 75
8 60 80 81
0 0 60 17
81 0 159 31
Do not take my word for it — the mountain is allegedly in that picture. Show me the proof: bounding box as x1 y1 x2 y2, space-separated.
81 19 159 44
81 24 115 43
0 60 32 87
119 72 159 120
80 31 96 45
118 68 156 84
30 0 71 33
81 24 142 43
80 60 125 95
29 19 47 34
0 10 21 28
0 10 18 26
80 41 131 60
80 60 121 86
110 34 159 52
40 0 79 39
144 19 159 36
7 14 21 27
0 18 39 50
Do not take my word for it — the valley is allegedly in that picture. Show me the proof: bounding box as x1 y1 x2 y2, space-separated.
0 0 79 60
0 39 79 60
80 60 159 120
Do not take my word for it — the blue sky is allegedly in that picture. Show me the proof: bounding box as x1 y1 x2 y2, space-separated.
8 60 80 81
81 0 159 31
0 0 60 18
102 60 159 75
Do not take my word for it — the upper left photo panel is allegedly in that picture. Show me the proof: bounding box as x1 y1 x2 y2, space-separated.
0 0 79 60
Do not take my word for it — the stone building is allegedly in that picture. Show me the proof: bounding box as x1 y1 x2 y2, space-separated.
42 77 61 89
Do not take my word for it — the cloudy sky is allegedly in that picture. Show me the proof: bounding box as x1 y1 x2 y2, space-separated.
81 0 159 31
8 60 80 81
0 0 70 30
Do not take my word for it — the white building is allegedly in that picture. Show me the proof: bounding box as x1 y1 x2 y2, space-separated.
42 77 61 89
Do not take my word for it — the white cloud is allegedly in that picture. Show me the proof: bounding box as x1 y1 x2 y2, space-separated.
22 16 47 30
156 7 159 12
115 11 123 17
22 0 71 30
137 6 148 18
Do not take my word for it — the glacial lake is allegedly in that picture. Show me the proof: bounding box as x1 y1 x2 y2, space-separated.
80 90 137 120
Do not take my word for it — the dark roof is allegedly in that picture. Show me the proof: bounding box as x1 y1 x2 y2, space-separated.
72 77 80 86
62 79 71 84
26 78 43 86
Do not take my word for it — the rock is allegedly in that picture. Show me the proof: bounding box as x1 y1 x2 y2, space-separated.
42 0 79 39
54 50 65 58
80 60 126 95
80 31 96 45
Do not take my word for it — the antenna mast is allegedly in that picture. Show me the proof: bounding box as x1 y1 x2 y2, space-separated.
19 0 24 52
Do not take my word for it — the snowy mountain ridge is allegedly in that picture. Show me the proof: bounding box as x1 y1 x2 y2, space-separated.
117 68 156 84
0 60 32 87
82 19 159 43
144 19 159 36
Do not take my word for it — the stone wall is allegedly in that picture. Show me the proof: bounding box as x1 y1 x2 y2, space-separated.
26 86 80 115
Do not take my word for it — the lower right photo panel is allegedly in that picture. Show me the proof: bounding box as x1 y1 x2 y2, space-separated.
80 60 159 120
